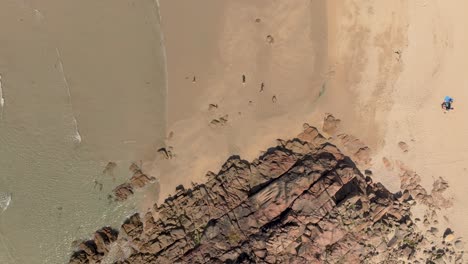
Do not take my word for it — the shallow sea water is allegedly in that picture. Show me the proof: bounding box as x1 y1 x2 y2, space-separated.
0 0 166 263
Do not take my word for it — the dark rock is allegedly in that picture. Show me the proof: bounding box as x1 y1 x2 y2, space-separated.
70 126 464 264
322 113 341 135
112 164 156 201
113 183 134 201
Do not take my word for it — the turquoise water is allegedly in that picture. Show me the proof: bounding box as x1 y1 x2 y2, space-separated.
0 0 166 263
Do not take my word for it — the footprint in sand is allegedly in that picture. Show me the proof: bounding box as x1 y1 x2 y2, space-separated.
167 131 174 140
208 103 218 111
210 115 228 128
255 18 261 23
266 35 274 44
272 95 277 103
398 141 409 152
192 76 196 83
242 75 246 84
157 147 174 160
394 50 402 61
260 82 264 92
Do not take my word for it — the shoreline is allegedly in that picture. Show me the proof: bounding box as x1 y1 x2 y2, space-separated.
71 125 463 263
70 0 468 260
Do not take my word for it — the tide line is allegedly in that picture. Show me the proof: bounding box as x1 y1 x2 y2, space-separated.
55 48 82 143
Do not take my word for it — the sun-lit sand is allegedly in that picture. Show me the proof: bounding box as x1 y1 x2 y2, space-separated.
154 0 328 199
150 0 468 252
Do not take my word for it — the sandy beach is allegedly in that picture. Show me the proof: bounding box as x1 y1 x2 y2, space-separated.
155 0 328 202
9 0 468 262
152 0 468 253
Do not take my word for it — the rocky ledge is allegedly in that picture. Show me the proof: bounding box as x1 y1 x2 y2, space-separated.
70 125 463 263
112 163 156 201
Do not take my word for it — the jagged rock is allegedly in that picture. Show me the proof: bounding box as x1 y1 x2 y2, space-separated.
387 229 400 247
70 126 464 264
113 183 133 201
122 214 143 239
336 133 371 166
130 172 155 188
433 177 449 193
70 227 118 263
112 164 156 201
322 113 341 135
94 227 118 254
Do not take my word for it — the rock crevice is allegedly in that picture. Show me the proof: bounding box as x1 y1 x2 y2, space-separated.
70 126 463 264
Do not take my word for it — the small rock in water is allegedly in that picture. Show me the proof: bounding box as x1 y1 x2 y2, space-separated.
103 161 117 175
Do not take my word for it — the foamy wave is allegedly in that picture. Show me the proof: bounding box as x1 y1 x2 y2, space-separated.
0 74 4 106
56 48 82 144
0 75 5 120
33 9 44 22
72 117 82 143
0 192 12 212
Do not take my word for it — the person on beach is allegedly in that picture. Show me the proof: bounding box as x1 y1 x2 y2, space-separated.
441 96 454 111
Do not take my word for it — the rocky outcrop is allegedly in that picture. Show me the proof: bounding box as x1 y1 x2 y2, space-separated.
70 125 464 263
112 163 156 201
69 227 118 264
322 114 371 167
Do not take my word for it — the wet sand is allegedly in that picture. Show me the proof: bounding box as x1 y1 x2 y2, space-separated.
155 0 328 201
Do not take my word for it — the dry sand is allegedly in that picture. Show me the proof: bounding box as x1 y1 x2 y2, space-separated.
151 0 468 251
374 0 468 250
